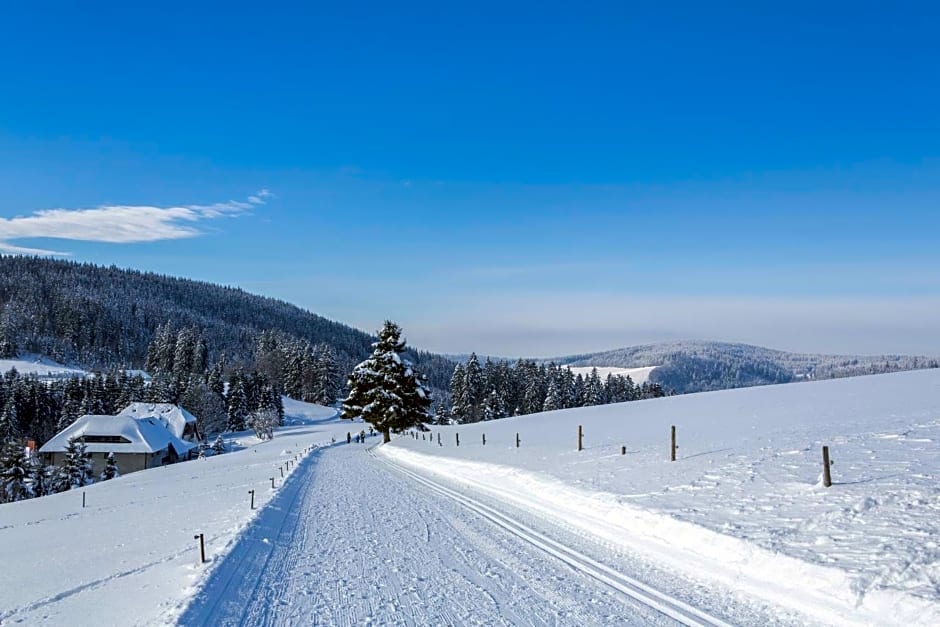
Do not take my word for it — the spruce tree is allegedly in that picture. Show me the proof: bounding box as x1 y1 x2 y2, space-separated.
100 452 119 481
28 458 52 498
341 321 431 443
226 373 249 432
449 363 469 423
434 403 449 426
0 440 30 503
463 353 484 422
0 398 18 443
62 437 93 489
212 434 226 455
313 344 340 405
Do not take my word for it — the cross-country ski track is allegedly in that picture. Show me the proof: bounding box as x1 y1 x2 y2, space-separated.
178 441 807 626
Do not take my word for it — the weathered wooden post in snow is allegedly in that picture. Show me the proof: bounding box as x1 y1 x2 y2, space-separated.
578 425 583 452
671 425 677 462
822 446 833 488
249 489 255 509
194 533 206 564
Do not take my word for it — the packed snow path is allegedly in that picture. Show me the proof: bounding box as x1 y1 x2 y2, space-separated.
179 441 799 626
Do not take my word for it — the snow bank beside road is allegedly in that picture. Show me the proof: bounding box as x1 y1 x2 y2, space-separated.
384 369 940 625
381 445 939 626
0 400 351 626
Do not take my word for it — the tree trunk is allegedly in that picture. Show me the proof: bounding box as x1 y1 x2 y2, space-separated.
382 428 391 444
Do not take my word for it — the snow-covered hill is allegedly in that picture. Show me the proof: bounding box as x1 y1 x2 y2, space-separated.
0 354 88 378
555 340 938 394
566 365 657 385
0 399 360 625
382 369 940 625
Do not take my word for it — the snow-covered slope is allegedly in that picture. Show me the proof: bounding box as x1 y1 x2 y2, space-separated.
382 369 940 625
0 399 359 626
566 365 657 384
0 354 88 378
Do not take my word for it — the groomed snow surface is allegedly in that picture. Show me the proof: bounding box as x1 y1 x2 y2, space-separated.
384 369 940 626
1 371 938 625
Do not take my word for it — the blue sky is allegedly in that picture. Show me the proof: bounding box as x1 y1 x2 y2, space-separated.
1 2 939 356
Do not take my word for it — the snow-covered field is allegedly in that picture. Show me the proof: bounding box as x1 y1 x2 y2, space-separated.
382 369 940 625
5 372 939 625
0 399 354 626
0 354 88 378
566 365 658 384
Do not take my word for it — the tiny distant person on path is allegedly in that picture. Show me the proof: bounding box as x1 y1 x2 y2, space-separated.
347 432 351 444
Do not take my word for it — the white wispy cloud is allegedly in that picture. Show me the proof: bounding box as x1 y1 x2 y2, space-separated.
0 191 270 255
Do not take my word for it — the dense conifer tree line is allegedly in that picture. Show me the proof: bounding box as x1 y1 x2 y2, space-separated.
445 354 666 424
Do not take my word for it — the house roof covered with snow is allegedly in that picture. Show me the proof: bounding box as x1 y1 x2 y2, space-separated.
117 403 197 439
38 414 196 455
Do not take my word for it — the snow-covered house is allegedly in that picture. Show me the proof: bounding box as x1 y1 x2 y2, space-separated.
117 403 201 442
38 414 197 476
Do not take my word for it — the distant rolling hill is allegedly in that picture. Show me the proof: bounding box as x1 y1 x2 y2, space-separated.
554 340 938 394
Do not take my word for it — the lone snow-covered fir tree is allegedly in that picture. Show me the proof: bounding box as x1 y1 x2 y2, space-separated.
342 321 432 443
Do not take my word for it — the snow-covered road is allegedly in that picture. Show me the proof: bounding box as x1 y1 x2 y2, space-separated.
178 442 800 626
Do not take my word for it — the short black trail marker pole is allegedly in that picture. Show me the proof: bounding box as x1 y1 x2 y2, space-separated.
621 445 626 455
280 466 284 478
271 477 275 489
822 446 833 488
82 492 86 508
456 433 460 447
194 533 206 564
578 425 583 452
516 433 520 448
671 425 677 462
249 489 255 509
482 433 486 446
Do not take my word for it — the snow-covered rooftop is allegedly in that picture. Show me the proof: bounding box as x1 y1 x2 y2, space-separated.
38 414 196 455
117 403 197 439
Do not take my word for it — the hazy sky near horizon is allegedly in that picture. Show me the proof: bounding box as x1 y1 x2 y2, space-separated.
2 2 939 357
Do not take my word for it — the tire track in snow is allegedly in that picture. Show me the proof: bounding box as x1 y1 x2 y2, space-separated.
178 442 671 626
373 448 733 627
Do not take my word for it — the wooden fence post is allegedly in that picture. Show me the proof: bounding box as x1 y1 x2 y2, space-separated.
456 433 460 447
437 433 441 446
82 492 86 508
578 425 583 452
194 533 206 564
249 489 255 509
482 433 486 446
270 477 275 489
516 433 520 448
280 466 284 478
822 446 832 488
671 425 677 462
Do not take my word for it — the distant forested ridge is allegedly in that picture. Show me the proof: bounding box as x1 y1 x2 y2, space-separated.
0 256 455 393
558 340 939 394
